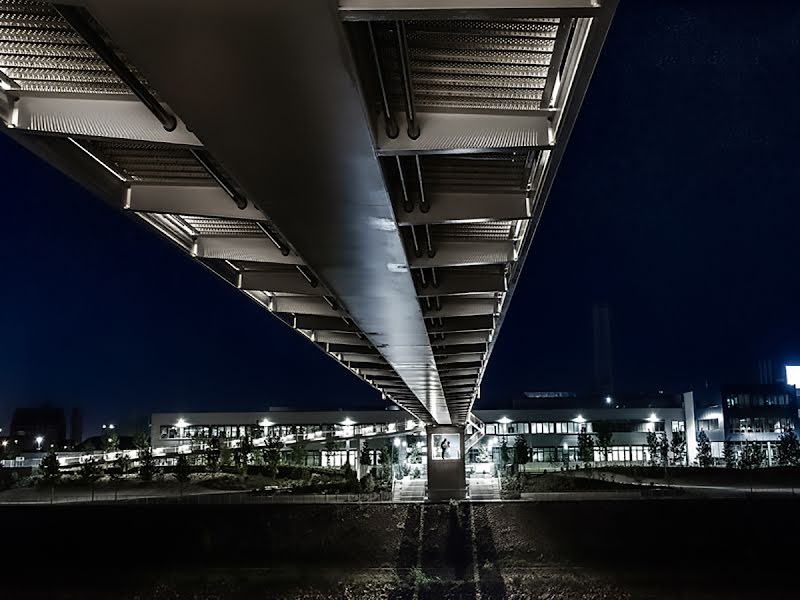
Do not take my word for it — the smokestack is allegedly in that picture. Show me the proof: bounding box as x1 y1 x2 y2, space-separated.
593 303 614 394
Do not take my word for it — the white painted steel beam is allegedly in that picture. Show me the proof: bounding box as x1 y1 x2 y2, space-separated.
125 184 264 220
411 241 516 268
271 297 339 317
238 270 326 295
423 298 496 318
310 331 369 346
376 112 552 155
397 192 531 226
340 0 601 20
430 331 492 346
6 92 200 145
192 236 303 265
416 271 506 296
428 315 494 333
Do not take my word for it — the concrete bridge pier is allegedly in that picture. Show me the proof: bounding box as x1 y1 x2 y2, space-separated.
426 425 467 501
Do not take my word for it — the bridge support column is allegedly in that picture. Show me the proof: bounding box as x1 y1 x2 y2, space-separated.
426 425 466 501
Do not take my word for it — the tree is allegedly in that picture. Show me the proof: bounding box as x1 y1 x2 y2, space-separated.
234 435 254 474
103 431 119 453
174 453 192 496
408 441 422 464
109 453 131 501
499 438 510 468
577 428 594 464
659 433 670 467
776 429 800 467
79 457 103 501
1 439 19 460
220 445 232 468
138 445 155 482
81 439 96 454
723 441 737 469
359 441 372 477
324 438 338 467
39 450 61 502
117 453 132 477
263 436 282 481
290 439 308 467
739 440 765 470
205 436 221 473
646 431 660 467
595 424 613 462
670 431 687 466
513 435 530 472
697 431 713 467
476 443 490 463
133 432 148 450
378 444 391 479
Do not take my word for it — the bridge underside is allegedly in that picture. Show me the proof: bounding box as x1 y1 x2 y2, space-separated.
0 1 616 426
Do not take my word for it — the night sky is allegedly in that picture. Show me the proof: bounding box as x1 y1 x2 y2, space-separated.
2 1 800 435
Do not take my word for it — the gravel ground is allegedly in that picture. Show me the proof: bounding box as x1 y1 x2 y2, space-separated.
4 498 798 598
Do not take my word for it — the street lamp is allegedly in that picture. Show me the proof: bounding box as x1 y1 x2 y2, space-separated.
605 396 612 405
35 436 44 451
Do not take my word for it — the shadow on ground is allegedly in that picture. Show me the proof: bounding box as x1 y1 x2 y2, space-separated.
3 498 800 598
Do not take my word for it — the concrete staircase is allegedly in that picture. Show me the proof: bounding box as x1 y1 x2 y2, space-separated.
468 476 501 501
393 477 426 502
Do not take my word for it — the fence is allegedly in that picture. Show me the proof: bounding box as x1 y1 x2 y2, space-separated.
0 489 395 506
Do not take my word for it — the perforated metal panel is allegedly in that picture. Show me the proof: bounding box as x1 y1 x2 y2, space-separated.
373 19 560 113
421 152 530 191
0 1 131 94
88 141 213 183
431 221 516 242
180 216 263 237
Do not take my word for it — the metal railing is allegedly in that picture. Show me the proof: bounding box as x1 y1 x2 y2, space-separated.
0 489 395 506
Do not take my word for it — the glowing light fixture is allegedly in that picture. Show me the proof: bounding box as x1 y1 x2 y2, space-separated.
176 418 189 428
605 396 612 404
259 418 273 428
498 416 511 424
786 366 800 388
394 437 401 447
647 413 659 422
341 417 355 427
574 415 586 423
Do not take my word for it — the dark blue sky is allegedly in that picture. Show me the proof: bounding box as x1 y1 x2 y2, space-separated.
2 1 800 435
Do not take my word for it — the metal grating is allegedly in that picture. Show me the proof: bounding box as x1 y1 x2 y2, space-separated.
0 0 134 94
180 216 263 237
421 152 530 191
374 19 559 113
88 141 214 183
431 221 516 242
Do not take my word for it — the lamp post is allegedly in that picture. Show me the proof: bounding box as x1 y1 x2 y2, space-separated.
35 436 44 451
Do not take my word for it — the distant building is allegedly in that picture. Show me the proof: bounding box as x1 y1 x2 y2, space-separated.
9 407 66 452
151 394 689 470
685 382 799 464
479 391 686 465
